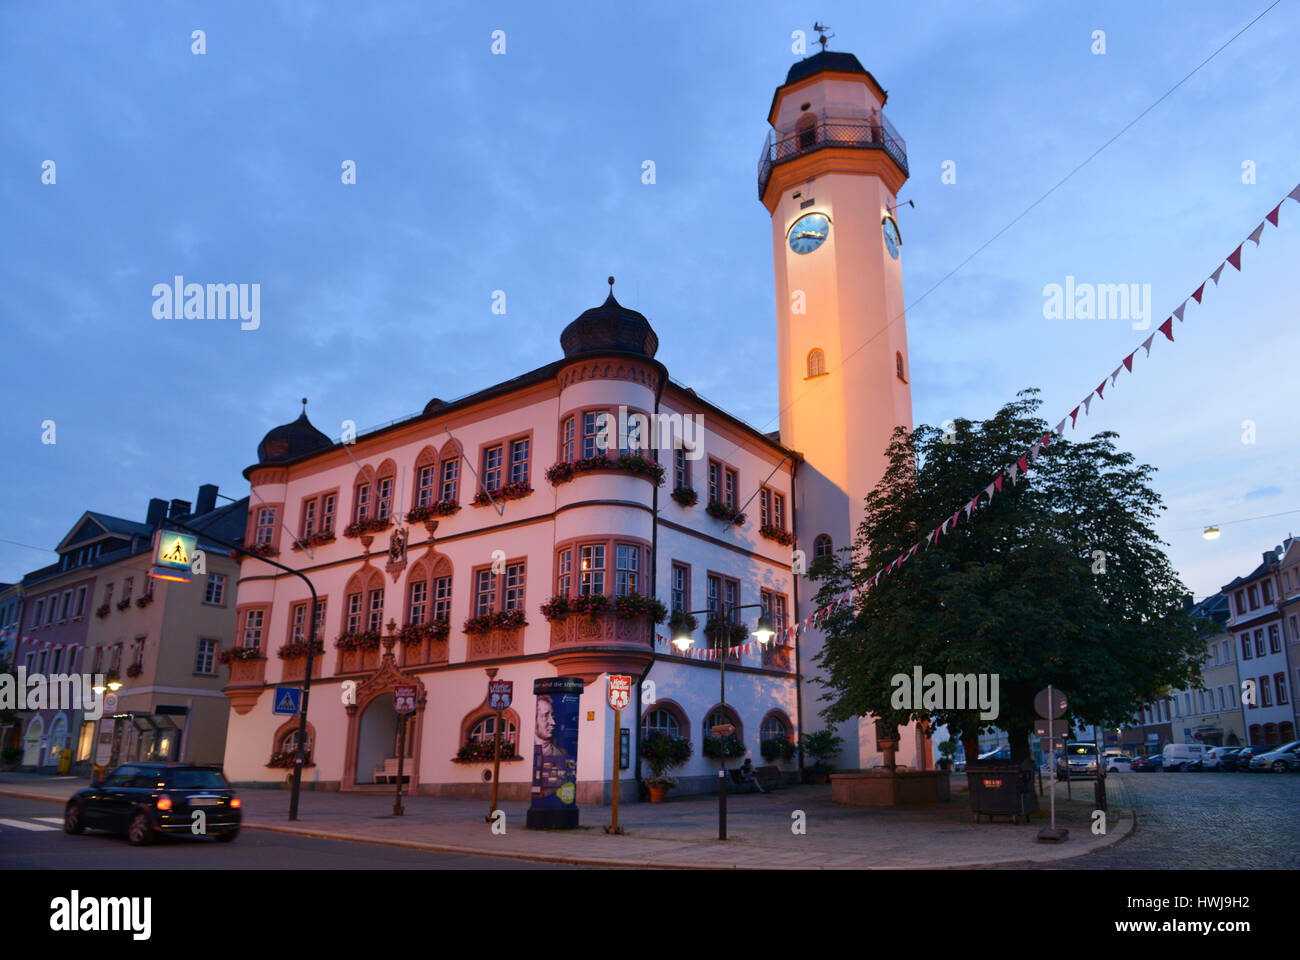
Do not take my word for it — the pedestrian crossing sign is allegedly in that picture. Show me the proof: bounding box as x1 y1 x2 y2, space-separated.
155 531 197 571
273 686 303 715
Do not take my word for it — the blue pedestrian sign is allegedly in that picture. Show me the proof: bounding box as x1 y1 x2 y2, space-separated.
273 686 303 715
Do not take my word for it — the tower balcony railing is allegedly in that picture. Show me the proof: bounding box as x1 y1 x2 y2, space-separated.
758 114 908 198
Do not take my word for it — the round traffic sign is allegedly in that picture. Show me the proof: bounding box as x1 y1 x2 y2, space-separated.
1034 686 1068 720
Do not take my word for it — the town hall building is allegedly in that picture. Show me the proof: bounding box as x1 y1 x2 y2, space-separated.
220 48 931 801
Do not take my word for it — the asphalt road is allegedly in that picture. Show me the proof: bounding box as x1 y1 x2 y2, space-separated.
0 796 579 869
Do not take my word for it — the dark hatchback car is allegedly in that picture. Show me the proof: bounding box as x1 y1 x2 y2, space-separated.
64 763 241 845
1132 754 1164 771
1230 745 1271 772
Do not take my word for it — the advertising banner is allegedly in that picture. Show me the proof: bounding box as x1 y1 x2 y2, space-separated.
526 676 584 829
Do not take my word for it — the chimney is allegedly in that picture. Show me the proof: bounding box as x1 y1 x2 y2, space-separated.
1182 594 1194 613
146 498 168 528
169 499 191 520
195 484 218 516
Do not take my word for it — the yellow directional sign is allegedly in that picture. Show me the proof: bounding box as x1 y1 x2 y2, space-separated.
156 531 197 571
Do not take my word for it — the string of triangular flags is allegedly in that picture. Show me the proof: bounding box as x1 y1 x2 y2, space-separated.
654 633 771 659
2 625 145 653
765 183 1300 645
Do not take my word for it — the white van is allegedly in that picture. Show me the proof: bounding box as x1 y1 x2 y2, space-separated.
1161 742 1205 771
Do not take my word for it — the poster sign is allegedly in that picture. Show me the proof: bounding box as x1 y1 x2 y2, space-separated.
488 679 513 710
394 685 417 714
526 677 584 830
608 675 631 710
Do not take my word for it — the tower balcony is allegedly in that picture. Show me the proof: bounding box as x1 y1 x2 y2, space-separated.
758 114 908 199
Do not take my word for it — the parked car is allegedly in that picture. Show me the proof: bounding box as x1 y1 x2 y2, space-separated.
1249 740 1300 773
64 762 241 845
1056 742 1099 780
1202 746 1235 771
1103 754 1134 773
1219 747 1247 771
1132 754 1164 771
1232 745 1272 771
1162 742 1206 772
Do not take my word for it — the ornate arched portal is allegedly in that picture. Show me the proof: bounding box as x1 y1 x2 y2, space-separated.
341 637 428 790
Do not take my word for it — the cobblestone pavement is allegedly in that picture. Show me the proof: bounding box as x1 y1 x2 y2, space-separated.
1032 770 1300 870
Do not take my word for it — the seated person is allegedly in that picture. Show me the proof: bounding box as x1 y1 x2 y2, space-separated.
737 758 767 793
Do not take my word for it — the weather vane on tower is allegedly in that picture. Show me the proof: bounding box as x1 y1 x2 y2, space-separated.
813 22 834 52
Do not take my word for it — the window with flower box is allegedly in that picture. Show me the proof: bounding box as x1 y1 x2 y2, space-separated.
674 447 690 491
366 588 384 633
376 476 394 521
509 438 530 485
288 599 327 645
301 497 318 537
299 490 340 539
615 545 639 597
556 549 572 598
408 580 428 625
432 575 451 622
671 562 689 613
644 709 681 738
255 508 276 545
416 463 438 508
504 562 526 611
469 715 517 750
239 608 266 652
345 592 363 634
582 411 610 458
475 569 495 616
353 480 372 523
483 444 503 492
773 492 785 530
561 416 576 462
579 545 605 596
440 457 459 502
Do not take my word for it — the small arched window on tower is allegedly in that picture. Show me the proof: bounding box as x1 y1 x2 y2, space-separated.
813 534 832 560
895 352 907 383
807 348 826 379
796 113 817 151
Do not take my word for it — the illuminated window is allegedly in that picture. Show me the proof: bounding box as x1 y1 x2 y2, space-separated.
807 349 825 378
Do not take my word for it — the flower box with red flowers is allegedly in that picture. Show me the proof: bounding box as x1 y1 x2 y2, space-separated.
342 517 392 538
292 530 336 550
115 599 131 611
668 610 698 634
406 501 460 523
705 500 746 525
218 646 265 664
493 609 528 631
613 592 668 622
568 593 610 617
334 631 381 651
397 619 450 644
134 594 154 608
247 542 279 557
540 595 570 622
759 524 796 546
126 662 143 678
454 740 520 763
267 751 313 769
704 618 749 644
463 614 495 635
670 486 699 507
471 481 533 507
95 604 111 619
545 454 665 487
277 639 325 660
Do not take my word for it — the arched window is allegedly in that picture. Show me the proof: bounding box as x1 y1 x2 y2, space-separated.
413 446 439 509
645 710 680 737
406 560 430 625
351 467 375 524
469 715 517 746
342 568 384 635
760 711 791 743
276 720 315 759
796 113 817 150
813 534 832 560
704 704 743 746
807 348 825 378
895 351 907 382
560 415 576 462
374 459 397 521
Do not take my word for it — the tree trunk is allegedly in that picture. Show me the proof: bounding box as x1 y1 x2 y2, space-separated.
1007 724 1032 764
962 731 980 765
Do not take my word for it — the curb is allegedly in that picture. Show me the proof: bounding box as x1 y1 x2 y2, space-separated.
1 787 1134 869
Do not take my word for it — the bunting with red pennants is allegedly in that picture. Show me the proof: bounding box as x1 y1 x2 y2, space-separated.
755 183 1300 645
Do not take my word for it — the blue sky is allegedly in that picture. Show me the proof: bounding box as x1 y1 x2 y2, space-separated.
2 1 1297 600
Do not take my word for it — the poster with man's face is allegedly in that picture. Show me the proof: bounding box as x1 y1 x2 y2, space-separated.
529 677 582 810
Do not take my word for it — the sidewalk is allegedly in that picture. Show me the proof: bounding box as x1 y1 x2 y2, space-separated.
0 773 1133 869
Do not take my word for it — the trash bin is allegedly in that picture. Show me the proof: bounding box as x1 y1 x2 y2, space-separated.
966 758 1037 823
58 748 73 773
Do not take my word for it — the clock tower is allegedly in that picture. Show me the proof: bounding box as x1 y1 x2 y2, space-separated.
760 49 924 769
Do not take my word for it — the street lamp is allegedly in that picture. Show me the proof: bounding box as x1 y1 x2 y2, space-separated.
1202 526 1221 540
672 602 775 841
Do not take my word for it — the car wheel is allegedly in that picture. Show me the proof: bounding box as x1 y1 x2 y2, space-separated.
215 829 239 843
127 810 155 846
1273 761 1288 773
63 803 85 835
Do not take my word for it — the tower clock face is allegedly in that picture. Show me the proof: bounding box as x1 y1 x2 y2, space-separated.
788 213 830 254
882 217 901 259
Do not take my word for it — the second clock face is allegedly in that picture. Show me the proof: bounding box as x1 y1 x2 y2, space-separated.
882 217 901 259
788 213 830 254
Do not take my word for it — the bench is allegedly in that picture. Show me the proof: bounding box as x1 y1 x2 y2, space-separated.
373 758 410 785
728 764 782 793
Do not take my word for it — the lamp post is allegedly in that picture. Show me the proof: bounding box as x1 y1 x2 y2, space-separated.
672 602 774 841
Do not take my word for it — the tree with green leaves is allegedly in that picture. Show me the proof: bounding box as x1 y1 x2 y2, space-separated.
810 390 1206 764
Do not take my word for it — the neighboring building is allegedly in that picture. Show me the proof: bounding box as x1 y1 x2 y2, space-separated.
9 486 246 771
222 48 927 798
1223 546 1294 746
0 582 20 667
1272 537 1300 737
1169 593 1244 747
